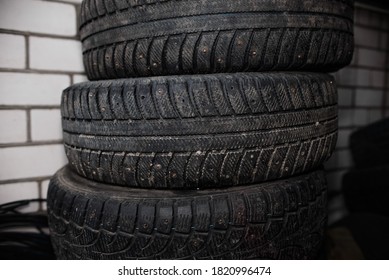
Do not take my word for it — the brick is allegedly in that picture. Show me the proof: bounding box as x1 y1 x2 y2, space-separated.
338 87 353 107
0 73 70 105
326 170 347 192
382 16 389 31
356 68 370 87
336 129 353 148
355 69 385 88
73 74 88 84
368 11 381 28
0 145 67 181
387 73 389 89
380 32 388 50
325 149 353 169
0 34 25 69
327 195 348 225
336 68 357 86
0 0 76 36
354 26 379 48
30 37 84 72
353 109 368 126
371 70 385 88
31 109 62 141
367 110 383 124
355 89 383 107
349 48 358 66
41 180 50 200
353 110 385 126
338 109 354 127
41 179 50 210
355 8 382 28
0 182 40 212
0 110 27 144
355 8 370 26
387 88 389 106
357 49 387 69
53 0 82 3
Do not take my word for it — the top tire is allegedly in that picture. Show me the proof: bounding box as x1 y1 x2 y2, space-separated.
80 0 354 80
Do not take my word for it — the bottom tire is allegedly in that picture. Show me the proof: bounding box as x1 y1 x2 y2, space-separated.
47 166 328 260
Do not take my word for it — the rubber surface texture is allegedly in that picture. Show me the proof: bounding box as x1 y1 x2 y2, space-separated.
350 117 389 168
48 165 328 260
80 0 354 80
62 72 338 189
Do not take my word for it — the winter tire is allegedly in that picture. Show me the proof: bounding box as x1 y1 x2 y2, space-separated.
80 0 354 80
48 165 328 260
62 72 338 189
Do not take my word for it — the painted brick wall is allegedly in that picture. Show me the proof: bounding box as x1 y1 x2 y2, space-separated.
0 0 86 212
324 4 389 223
0 1 388 220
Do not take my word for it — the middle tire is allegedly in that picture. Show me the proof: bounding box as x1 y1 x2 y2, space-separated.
62 72 338 189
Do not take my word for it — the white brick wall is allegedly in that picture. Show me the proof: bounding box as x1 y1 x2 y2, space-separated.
336 129 353 148
0 182 40 212
355 89 384 106
30 37 83 72
31 109 62 141
325 4 389 224
41 179 51 210
73 74 88 84
0 0 83 211
325 150 353 170
0 34 26 69
338 109 354 127
0 0 77 36
357 49 387 68
0 145 67 181
0 110 28 144
354 26 380 48
52 0 83 3
0 73 70 105
337 88 353 106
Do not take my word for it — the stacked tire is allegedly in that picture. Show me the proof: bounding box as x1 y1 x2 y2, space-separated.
343 118 389 217
47 0 354 259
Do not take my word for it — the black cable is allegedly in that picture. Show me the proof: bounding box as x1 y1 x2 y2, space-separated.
0 199 55 260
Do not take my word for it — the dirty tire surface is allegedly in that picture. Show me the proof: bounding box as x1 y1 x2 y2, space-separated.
350 118 389 168
48 165 328 260
80 0 354 80
62 72 338 189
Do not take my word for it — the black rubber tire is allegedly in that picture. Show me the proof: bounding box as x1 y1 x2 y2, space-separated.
342 166 389 217
349 118 389 168
80 0 354 80
47 165 328 260
62 72 338 189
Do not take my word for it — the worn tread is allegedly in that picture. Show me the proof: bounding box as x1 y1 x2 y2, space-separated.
62 72 338 189
48 166 328 260
80 0 354 79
